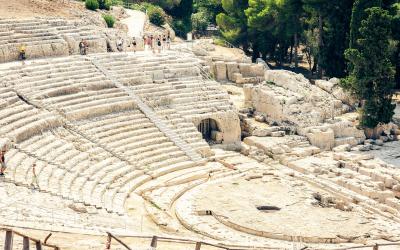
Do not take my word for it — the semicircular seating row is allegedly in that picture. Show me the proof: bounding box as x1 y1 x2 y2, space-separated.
0 52 234 215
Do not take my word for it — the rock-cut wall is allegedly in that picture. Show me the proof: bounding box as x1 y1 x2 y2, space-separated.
0 18 144 63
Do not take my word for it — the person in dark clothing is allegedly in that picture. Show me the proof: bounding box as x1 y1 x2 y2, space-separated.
79 40 87 55
156 36 162 53
162 35 166 50
0 149 6 177
132 38 137 53
18 44 26 60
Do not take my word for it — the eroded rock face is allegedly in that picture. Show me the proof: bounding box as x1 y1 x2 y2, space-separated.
245 70 365 150
394 104 400 126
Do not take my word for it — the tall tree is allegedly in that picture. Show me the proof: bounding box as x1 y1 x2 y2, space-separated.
216 0 250 51
303 0 355 78
390 2 400 89
246 0 304 66
349 0 382 49
343 7 395 129
302 0 325 77
320 0 354 77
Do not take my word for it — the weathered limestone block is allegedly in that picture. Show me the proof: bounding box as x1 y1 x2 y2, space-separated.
265 70 309 93
254 115 265 122
393 104 400 126
236 76 262 84
332 144 351 152
315 80 335 93
243 84 253 107
152 70 164 81
193 45 208 56
250 64 264 77
306 128 335 150
239 63 252 77
251 88 285 122
334 137 358 147
331 87 356 106
271 131 285 137
240 143 251 155
252 127 280 137
329 121 363 139
231 72 242 83
226 62 240 81
214 61 228 81
378 190 395 202
386 198 400 210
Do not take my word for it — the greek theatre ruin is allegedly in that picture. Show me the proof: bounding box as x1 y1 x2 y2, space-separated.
0 13 400 250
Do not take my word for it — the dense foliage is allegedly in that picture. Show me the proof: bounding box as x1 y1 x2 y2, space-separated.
98 0 112 10
85 0 99 10
343 7 395 128
103 14 116 27
131 3 167 26
148 5 167 26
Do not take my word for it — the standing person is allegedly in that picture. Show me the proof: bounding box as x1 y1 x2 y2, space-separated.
79 39 87 55
156 36 162 53
18 44 26 60
166 33 171 50
132 38 137 53
0 149 6 177
143 36 148 51
162 35 167 51
150 35 154 53
116 38 124 52
30 163 39 189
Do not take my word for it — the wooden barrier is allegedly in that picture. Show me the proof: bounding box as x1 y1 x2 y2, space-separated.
150 236 157 248
195 242 202 250
1 228 59 250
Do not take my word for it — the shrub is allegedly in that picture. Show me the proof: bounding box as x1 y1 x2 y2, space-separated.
191 11 209 35
103 14 115 28
104 0 112 10
129 3 167 26
98 0 112 10
85 0 99 10
108 0 122 7
147 5 166 26
172 19 191 38
130 3 147 12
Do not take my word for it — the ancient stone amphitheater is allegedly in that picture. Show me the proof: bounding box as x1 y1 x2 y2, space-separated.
1 15 400 250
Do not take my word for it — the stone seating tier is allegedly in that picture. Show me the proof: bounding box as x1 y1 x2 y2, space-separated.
0 18 107 62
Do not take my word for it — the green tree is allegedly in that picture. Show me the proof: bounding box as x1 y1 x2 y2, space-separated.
302 0 326 77
320 0 354 77
390 3 400 88
246 0 303 67
349 0 382 49
193 0 222 23
216 0 250 51
343 7 395 128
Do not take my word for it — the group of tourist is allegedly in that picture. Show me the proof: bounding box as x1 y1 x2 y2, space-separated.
115 37 138 53
21 32 171 59
143 34 171 53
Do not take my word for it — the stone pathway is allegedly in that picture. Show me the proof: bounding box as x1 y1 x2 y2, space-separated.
121 9 146 38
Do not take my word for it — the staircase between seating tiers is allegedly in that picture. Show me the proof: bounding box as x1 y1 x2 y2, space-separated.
89 57 205 164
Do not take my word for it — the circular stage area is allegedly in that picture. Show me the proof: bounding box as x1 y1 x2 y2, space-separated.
177 172 397 244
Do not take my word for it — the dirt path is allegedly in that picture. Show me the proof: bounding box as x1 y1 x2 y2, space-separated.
121 9 146 38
